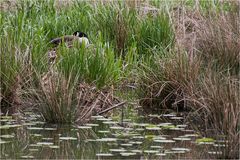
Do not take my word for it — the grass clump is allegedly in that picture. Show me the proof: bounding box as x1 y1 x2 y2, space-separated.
138 5 239 159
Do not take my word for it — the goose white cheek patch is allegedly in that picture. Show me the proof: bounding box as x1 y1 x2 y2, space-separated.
79 37 89 46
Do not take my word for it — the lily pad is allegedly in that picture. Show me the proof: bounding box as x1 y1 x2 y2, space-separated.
77 126 92 129
0 134 14 138
196 138 215 143
96 138 117 142
59 137 77 140
165 150 186 154
156 153 166 156
150 145 163 149
42 138 53 140
21 156 34 159
173 137 191 141
109 148 126 152
27 127 44 130
172 148 190 151
121 143 133 147
132 136 145 139
37 142 54 145
129 141 142 145
146 127 161 130
153 139 175 143
85 123 99 127
91 115 104 119
98 130 110 133
135 128 145 131
183 134 199 137
0 124 21 129
29 149 39 152
208 151 222 155
120 152 136 156
30 134 42 137
161 114 176 117
44 128 57 131
144 150 159 154
96 118 112 121
96 153 113 156
109 126 124 130
0 139 10 144
169 127 184 131
170 117 183 120
0 116 12 119
49 145 60 149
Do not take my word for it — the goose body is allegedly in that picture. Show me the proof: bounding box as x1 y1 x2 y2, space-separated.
49 31 89 46
48 31 89 64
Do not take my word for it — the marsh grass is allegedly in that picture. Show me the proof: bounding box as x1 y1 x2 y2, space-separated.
196 12 240 75
138 51 201 112
138 4 239 158
186 71 240 159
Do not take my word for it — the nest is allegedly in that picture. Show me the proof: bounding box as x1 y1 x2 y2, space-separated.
40 70 124 123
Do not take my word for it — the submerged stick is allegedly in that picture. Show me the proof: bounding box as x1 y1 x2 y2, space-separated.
98 101 126 115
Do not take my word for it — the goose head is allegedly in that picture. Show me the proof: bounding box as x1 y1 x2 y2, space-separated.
73 31 89 46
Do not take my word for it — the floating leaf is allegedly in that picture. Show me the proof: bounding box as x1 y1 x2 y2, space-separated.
98 130 110 133
144 150 159 153
196 138 215 143
0 124 21 129
120 152 136 156
0 134 14 138
172 148 190 151
150 146 163 149
161 114 176 117
85 123 99 127
183 134 199 137
156 153 166 156
153 139 175 143
96 153 113 156
91 115 104 119
59 137 77 140
173 137 191 141
208 151 222 155
29 149 39 152
121 143 133 147
110 126 124 130
30 134 42 137
21 156 34 159
0 139 10 144
146 127 161 130
103 121 118 124
49 145 60 149
96 138 117 142
170 117 183 120
165 150 186 154
77 126 92 129
129 141 142 145
109 148 126 152
27 127 44 130
44 128 57 131
37 142 54 145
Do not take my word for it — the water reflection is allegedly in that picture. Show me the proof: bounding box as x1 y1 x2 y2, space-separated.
0 112 225 159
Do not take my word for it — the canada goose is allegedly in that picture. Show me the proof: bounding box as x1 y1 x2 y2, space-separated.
48 31 89 64
50 31 89 47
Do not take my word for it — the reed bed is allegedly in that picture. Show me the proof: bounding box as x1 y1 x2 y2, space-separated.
0 0 239 158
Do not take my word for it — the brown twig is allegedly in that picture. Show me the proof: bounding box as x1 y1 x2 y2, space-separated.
98 101 126 115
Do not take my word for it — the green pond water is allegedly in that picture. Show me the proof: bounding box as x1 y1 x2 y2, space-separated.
0 112 225 159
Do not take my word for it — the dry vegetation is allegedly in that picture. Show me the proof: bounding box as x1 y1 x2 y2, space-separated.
0 0 239 158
